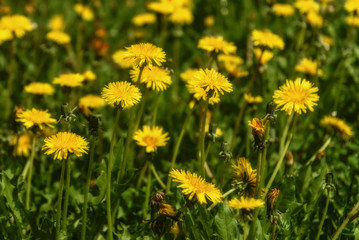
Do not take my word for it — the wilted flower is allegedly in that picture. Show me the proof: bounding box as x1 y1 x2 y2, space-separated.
133 125 169 153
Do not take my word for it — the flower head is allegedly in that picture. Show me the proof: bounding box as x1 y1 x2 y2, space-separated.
147 1 175 15
17 108 57 130
267 188 280 210
346 16 359 27
0 15 33 38
123 43 166 69
218 54 244 73
186 83 221 104
132 13 156 26
42 132 89 160
232 158 257 197
46 31 71 45
83 70 96 81
0 28 12 44
180 68 200 82
11 134 32 157
49 14 65 31
254 48 274 65
198 36 237 55
169 7 194 25
307 11 323 27
228 197 264 211
53 73 85 88
295 58 323 76
112 50 133 69
159 203 176 217
345 0 359 13
79 94 106 116
74 4 94 21
130 66 172 91
244 93 263 104
169 169 223 204
294 0 320 13
321 116 353 140
101 81 142 109
252 30 284 50
273 3 295 17
24 82 55 95
133 125 169 152
273 78 319 115
248 118 265 140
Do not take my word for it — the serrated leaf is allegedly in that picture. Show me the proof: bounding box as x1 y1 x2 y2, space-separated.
214 204 237 240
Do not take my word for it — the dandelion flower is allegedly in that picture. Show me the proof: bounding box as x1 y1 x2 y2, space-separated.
147 1 175 15
74 4 94 21
228 197 264 210
321 116 353 140
273 78 319 115
232 157 257 196
24 82 55 95
49 14 65 31
130 66 172 91
186 83 221 104
169 7 194 25
123 43 166 69
0 28 12 44
112 50 133 69
204 15 215 27
307 11 323 27
79 94 106 116
346 16 359 27
101 81 142 109
133 125 169 152
244 93 263 104
218 54 244 73
11 134 32 157
169 169 223 204
248 118 265 140
252 29 284 50
159 203 176 217
345 0 359 13
253 48 274 65
295 58 323 76
83 70 96 81
17 108 57 130
53 73 85 88
132 13 156 26
273 3 295 17
294 0 320 13
198 36 237 55
0 15 33 38
42 132 89 160
180 68 200 82
46 31 71 45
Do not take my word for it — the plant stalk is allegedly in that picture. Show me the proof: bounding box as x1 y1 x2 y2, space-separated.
25 137 37 210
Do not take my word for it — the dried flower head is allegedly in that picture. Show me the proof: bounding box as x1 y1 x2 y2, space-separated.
228 197 264 211
198 36 237 55
42 132 89 160
17 108 57 130
133 125 169 153
169 169 223 204
101 81 142 109
24 82 55 95
273 78 319 115
321 116 353 140
123 43 166 69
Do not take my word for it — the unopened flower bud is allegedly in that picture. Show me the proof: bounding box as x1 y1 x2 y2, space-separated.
285 151 294 166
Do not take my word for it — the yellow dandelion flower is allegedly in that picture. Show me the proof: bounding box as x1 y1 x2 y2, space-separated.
83 70 96 81
0 28 12 44
346 16 359 27
253 48 274 65
49 14 65 31
24 82 55 95
17 108 56 130
74 4 94 21
133 125 169 152
252 29 284 50
170 222 180 235
248 118 265 139
273 3 295 17
46 31 71 45
273 78 319 115
294 0 320 13
11 134 32 157
53 73 85 88
79 94 106 116
228 197 264 211
204 15 215 27
147 1 175 15
295 58 323 76
42 132 89 160
320 35 333 47
345 0 359 13
232 158 257 196
169 7 194 25
130 66 172 91
0 14 33 38
244 93 263 104
169 169 223 204
205 124 222 137
307 11 323 27
112 50 133 69
123 43 166 69
198 36 237 55
230 66 249 78
101 81 142 109
159 203 176 217
321 116 353 140
218 54 244 73
180 68 200 82
132 13 156 26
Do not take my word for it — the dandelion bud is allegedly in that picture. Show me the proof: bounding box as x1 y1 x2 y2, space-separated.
248 118 266 150
285 151 294 166
265 101 277 122
316 151 325 161
151 192 165 211
267 188 280 223
323 173 336 191
218 141 232 161
88 115 99 136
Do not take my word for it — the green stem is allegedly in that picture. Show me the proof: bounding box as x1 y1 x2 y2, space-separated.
137 161 150 188
76 20 83 71
315 188 330 240
55 158 67 240
332 201 359 240
305 137 332 167
81 135 96 240
166 107 193 193
270 223 277 240
207 188 236 211
106 110 121 240
150 163 166 189
143 163 152 219
260 122 271 194
134 88 149 132
151 92 162 127
62 156 71 236
5 40 16 120
200 99 209 177
231 100 247 150
159 15 168 48
279 113 293 153
25 137 37 210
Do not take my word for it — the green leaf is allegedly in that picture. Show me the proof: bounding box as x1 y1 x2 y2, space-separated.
214 204 237 240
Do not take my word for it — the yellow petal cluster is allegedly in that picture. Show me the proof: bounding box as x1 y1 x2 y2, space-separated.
0 14 33 38
11 134 32 157
24 82 55 95
273 3 295 17
130 66 172 91
17 108 57 130
74 4 94 21
228 197 264 210
101 81 142 109
132 13 156 26
49 14 65 31
252 29 284 50
123 43 166 69
321 116 353 140
253 48 273 65
53 73 85 88
198 36 237 54
46 31 71 45
295 58 323 76
294 0 320 13
133 125 169 152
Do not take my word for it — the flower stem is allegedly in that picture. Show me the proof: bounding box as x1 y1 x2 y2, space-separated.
134 88 149 133
315 188 330 240
151 92 162 127
231 101 247 150
137 161 150 188
5 40 16 120
143 162 152 219
200 99 209 177
25 137 37 210
81 135 96 240
332 201 359 240
279 113 293 153
106 109 121 240
150 163 166 189
166 107 193 193
305 137 332 167
270 223 277 240
159 15 168 48
55 158 66 240
62 155 71 236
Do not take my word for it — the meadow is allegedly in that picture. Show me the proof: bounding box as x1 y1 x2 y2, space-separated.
0 0 358 239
